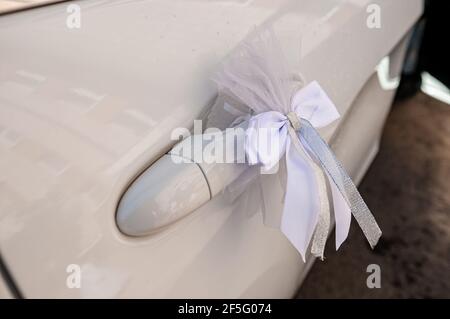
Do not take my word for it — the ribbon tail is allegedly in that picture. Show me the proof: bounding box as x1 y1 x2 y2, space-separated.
310 177 331 260
328 177 352 249
289 127 331 260
299 120 382 249
281 127 331 261
281 137 318 262
300 135 351 249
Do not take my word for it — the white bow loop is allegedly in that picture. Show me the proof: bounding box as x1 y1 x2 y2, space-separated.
244 81 380 261
292 81 340 128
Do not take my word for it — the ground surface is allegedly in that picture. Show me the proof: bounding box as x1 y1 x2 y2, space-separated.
297 92 450 298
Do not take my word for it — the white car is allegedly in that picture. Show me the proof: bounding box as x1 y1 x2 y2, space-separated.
0 0 422 298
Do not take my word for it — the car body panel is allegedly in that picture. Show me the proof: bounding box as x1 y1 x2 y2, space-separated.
0 0 422 297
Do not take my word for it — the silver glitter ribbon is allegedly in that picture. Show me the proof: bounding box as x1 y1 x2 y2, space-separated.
288 113 382 257
212 27 381 260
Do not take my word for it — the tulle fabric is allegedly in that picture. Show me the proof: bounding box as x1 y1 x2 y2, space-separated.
206 28 302 228
203 27 381 260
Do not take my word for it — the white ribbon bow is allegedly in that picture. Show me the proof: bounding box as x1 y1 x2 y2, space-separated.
245 81 381 261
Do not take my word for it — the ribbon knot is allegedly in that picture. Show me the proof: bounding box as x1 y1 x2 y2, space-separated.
286 112 301 131
244 81 381 261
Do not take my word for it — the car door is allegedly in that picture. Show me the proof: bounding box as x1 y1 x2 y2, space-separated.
0 0 422 298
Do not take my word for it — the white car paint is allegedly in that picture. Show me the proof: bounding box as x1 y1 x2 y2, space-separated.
0 0 422 298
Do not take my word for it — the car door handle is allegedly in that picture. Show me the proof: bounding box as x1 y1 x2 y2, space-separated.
116 130 247 236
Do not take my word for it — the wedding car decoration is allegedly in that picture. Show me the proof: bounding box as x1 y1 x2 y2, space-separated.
209 29 382 261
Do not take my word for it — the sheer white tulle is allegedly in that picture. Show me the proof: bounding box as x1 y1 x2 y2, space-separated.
207 28 304 238
204 27 381 261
